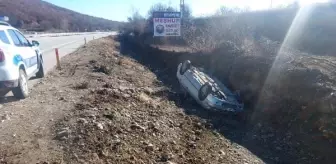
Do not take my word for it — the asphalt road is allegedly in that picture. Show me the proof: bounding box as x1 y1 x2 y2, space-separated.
33 33 112 72
1 32 113 100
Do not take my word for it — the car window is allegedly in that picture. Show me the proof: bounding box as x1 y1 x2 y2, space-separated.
7 29 21 46
0 30 10 44
13 30 31 47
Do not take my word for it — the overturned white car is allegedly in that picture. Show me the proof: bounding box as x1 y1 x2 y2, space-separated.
177 60 244 113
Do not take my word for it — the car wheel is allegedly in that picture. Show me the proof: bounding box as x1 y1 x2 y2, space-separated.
198 82 212 101
36 59 45 78
180 60 191 75
12 69 29 99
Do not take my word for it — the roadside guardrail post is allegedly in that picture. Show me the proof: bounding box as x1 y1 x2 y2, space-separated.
55 48 61 69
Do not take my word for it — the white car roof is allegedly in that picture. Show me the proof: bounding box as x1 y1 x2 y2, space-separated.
0 24 17 31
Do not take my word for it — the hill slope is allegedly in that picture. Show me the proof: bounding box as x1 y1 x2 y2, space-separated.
0 0 123 32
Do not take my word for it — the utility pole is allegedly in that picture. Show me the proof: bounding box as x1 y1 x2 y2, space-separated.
270 0 273 8
180 0 185 37
180 0 185 18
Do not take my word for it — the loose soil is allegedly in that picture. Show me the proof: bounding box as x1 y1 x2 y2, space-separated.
0 35 334 164
0 36 264 163
55 36 263 164
120 35 336 164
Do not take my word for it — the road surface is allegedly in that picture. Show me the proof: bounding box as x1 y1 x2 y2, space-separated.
33 33 112 72
1 32 113 100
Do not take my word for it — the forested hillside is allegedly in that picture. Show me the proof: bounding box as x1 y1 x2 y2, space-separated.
0 0 123 32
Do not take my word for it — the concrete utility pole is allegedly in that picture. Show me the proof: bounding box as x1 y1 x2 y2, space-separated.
180 0 185 37
270 0 273 8
180 0 185 18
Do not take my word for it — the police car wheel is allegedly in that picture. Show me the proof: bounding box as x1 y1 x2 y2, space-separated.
180 60 191 75
198 82 212 101
13 69 29 99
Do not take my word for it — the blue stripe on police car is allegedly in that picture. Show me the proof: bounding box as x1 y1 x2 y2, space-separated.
13 54 23 65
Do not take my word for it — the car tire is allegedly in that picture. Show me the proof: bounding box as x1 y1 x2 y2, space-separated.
36 59 45 78
180 60 191 75
12 69 29 99
198 82 212 101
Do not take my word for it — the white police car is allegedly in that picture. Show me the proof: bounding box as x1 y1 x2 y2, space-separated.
0 21 44 99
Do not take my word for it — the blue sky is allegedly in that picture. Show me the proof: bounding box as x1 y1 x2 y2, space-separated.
44 0 329 21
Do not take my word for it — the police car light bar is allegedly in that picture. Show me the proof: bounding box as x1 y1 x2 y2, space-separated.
0 16 9 22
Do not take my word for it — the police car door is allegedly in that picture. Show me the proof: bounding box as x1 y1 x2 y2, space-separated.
7 29 38 77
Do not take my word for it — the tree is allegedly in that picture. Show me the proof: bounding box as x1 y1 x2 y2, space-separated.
286 1 300 9
60 19 69 31
125 10 146 36
182 4 192 19
39 20 52 30
216 6 247 16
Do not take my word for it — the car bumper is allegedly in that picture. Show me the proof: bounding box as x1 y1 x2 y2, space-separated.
0 80 19 89
0 65 20 82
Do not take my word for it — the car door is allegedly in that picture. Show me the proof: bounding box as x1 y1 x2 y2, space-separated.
7 29 38 77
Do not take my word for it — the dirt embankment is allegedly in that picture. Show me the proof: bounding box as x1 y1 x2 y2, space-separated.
1 35 334 163
0 36 262 163
49 36 264 163
121 34 336 163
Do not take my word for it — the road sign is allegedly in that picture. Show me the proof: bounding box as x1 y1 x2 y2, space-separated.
153 12 181 37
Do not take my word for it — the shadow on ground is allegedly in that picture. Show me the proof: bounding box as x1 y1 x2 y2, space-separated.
115 35 329 164
0 76 43 105
0 96 18 105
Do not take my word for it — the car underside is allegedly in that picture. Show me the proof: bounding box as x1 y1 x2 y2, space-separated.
176 60 244 112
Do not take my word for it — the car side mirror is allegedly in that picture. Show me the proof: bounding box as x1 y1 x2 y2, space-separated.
31 40 39 46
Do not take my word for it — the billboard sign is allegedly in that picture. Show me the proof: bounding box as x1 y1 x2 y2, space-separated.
153 12 181 36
